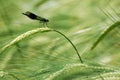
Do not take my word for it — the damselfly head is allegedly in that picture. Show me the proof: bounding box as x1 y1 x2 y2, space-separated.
41 18 49 22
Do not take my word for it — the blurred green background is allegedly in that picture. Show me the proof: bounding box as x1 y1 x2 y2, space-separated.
0 0 120 80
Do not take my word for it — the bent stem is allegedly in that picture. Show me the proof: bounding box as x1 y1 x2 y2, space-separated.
53 30 83 63
90 21 120 50
0 27 83 63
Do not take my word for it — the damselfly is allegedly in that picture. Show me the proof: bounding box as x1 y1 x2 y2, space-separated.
22 11 49 27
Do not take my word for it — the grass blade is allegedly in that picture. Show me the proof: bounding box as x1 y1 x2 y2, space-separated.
91 21 120 50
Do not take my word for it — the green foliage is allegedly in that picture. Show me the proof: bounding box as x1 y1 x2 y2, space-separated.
0 0 120 80
91 21 120 50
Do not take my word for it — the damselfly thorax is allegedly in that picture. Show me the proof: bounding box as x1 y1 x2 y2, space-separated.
22 11 49 27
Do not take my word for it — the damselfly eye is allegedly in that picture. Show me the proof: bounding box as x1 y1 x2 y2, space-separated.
46 19 49 22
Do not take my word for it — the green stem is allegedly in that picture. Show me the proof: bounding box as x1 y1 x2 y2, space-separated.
53 30 83 63
0 27 83 63
91 21 120 50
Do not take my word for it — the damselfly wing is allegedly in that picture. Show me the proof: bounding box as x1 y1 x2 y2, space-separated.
22 11 49 27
